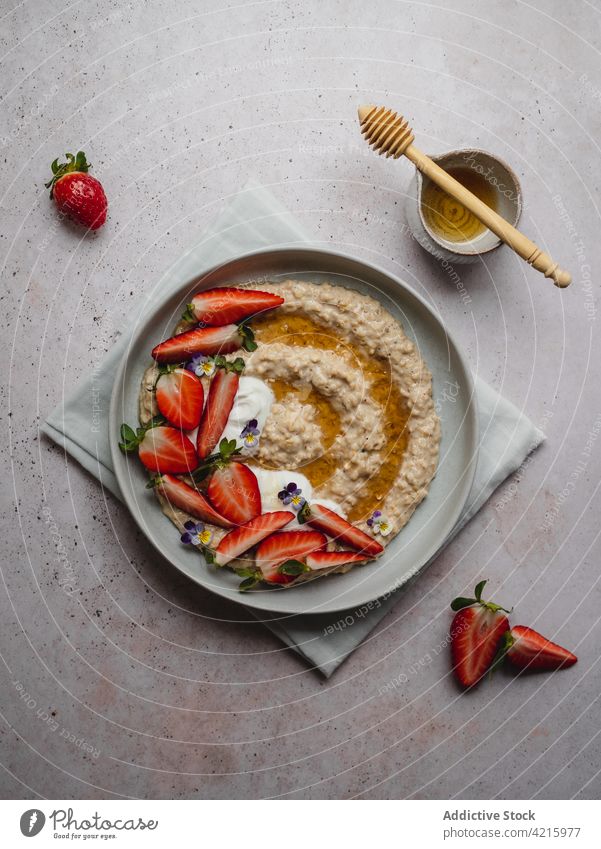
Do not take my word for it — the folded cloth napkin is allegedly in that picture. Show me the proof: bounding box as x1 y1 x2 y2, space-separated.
42 179 544 677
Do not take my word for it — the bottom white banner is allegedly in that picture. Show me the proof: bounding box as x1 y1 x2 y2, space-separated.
0 799 599 848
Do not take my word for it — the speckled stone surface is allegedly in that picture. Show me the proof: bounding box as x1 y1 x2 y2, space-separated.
2 0 601 800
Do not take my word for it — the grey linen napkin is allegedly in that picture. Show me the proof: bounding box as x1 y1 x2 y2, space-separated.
41 180 544 677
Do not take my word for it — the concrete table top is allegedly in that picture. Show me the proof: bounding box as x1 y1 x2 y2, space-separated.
2 0 600 799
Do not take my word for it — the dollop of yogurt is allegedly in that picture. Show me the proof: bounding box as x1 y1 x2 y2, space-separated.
219 376 274 445
252 468 345 530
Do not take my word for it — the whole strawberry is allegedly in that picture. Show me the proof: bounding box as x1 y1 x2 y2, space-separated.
45 151 107 230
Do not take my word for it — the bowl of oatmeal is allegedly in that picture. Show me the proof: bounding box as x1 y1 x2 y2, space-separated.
110 248 478 615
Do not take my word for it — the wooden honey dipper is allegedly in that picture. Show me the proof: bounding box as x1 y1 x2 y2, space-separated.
358 105 571 288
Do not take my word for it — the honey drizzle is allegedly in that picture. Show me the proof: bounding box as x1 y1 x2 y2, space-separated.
253 313 411 522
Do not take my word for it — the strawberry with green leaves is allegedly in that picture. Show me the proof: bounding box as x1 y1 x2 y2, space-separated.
449 581 578 687
46 151 107 230
450 581 511 688
119 417 197 474
496 625 577 672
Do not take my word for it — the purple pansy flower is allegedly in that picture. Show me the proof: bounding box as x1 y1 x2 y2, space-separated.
367 510 392 537
240 418 261 451
187 354 215 378
181 520 213 547
278 481 305 511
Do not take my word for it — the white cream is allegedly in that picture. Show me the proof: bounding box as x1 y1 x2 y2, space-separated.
219 376 274 445
252 468 345 529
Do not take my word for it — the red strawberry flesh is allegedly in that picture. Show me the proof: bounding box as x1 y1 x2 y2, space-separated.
137 426 197 474
156 474 233 528
214 511 294 566
301 503 383 556
196 369 239 459
506 625 577 671
190 287 284 326
256 530 327 581
305 550 371 571
152 325 241 364
155 368 204 430
207 462 261 525
451 606 510 688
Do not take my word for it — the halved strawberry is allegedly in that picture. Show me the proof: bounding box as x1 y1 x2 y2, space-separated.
450 581 510 688
187 287 284 326
207 461 261 525
503 625 577 671
298 502 384 556
196 369 239 459
214 511 294 566
152 323 256 364
155 368 204 430
305 550 371 571
153 474 233 529
256 530 327 582
119 420 197 474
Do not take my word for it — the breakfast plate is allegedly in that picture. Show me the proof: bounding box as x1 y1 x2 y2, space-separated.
110 247 478 615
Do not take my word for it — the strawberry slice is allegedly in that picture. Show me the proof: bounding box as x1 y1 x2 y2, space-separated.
152 323 256 364
155 368 204 430
503 625 577 671
154 474 233 529
298 502 384 556
207 461 261 525
256 530 327 582
119 421 197 474
450 581 510 688
214 511 294 566
188 287 284 326
196 369 239 459
305 550 371 571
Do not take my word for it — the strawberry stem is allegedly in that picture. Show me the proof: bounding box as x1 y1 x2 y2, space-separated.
45 151 91 198
191 438 242 482
118 416 165 453
450 580 512 614
488 630 515 677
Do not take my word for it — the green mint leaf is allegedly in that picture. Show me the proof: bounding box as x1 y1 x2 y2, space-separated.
120 423 136 442
278 560 309 576
214 355 246 374
181 303 197 323
238 576 259 592
239 323 257 352
297 501 311 525
235 567 260 579
147 415 166 429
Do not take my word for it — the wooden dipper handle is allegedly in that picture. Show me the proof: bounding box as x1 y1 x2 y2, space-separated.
406 145 571 288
